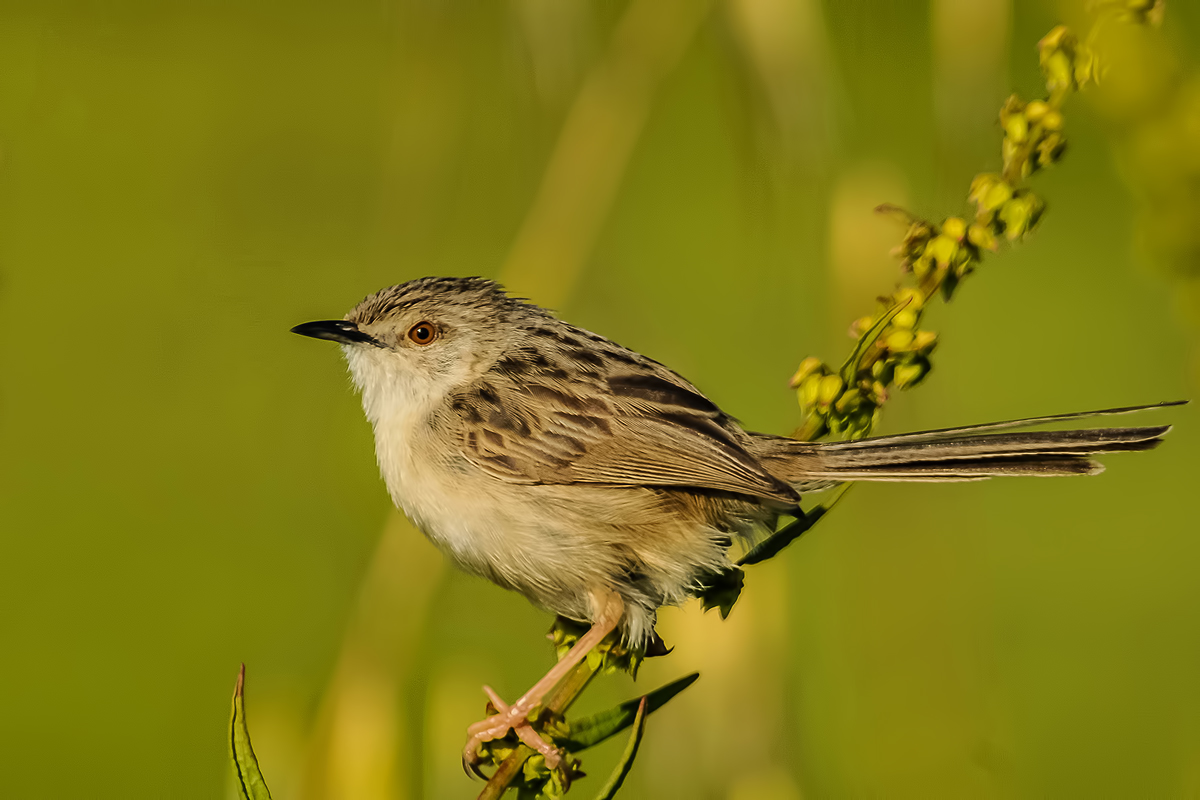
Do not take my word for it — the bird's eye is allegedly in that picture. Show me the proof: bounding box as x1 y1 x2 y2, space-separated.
407 321 438 345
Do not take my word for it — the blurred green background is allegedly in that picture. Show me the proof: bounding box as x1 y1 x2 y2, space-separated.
1 0 1198 797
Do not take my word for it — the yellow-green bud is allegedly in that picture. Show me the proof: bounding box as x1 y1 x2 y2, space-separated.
817 374 844 407
894 357 931 389
1042 109 1064 131
926 234 959 268
892 309 919 330
1037 25 1094 96
952 249 976 278
941 216 967 241
970 173 1000 205
912 330 938 353
1004 113 1029 144
834 387 862 414
798 375 822 409
848 316 874 338
970 174 1013 213
1002 138 1027 180
885 329 915 351
796 414 829 442
999 190 1046 240
1036 131 1066 168
911 253 934 280
999 95 1025 132
892 219 935 264
1039 25 1070 51
893 287 924 310
967 222 998 251
789 356 825 388
1024 100 1050 122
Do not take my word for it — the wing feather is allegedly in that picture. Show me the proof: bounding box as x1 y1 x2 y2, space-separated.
450 365 797 504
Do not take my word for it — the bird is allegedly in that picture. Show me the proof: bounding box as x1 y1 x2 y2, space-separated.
291 275 1178 773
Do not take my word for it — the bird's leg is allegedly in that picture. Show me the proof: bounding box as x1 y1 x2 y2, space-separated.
462 589 625 775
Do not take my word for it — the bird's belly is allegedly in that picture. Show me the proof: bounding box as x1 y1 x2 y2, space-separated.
379 434 745 644
386 462 606 619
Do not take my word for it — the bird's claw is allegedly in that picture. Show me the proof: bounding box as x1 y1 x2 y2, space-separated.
461 685 566 781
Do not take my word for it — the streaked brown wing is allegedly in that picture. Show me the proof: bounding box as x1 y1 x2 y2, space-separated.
448 368 798 504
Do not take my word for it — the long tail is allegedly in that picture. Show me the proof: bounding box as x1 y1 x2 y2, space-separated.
755 401 1184 487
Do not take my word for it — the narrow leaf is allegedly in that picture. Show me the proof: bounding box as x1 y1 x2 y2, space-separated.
838 297 911 382
592 696 648 800
230 664 273 800
738 486 850 567
738 507 826 566
562 672 698 752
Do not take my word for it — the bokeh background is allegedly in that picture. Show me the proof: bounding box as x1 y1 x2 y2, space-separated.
2 0 1198 797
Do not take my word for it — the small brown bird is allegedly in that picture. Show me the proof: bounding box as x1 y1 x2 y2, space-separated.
292 276 1178 772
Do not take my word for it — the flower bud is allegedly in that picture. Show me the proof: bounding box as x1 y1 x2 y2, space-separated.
848 316 874 338
999 190 1046 240
1036 131 1066 168
893 219 935 264
970 173 1013 213
1039 26 1078 95
999 95 1027 138
894 356 931 389
891 309 919 331
893 287 924 310
911 253 935 280
789 356 825 388
1004 113 1029 144
816 374 844 409
1024 100 1050 122
967 222 998 251
926 234 959 268
885 329 915 351
798 375 822 409
834 387 862 415
1002 138 1028 180
941 217 966 241
912 330 938 353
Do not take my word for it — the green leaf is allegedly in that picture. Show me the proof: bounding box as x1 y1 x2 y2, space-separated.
738 487 850 567
737 507 826 566
230 664 273 800
592 696 648 800
561 672 699 752
838 297 911 383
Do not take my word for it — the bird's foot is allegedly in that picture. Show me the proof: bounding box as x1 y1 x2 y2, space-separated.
461 685 566 780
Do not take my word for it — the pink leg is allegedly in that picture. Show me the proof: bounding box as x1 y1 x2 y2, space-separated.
462 589 625 775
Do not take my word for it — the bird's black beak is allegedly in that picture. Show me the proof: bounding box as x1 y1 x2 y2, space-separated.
290 320 378 345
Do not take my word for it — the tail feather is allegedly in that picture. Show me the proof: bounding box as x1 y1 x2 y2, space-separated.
754 401 1183 487
817 426 1168 469
798 455 1103 482
822 400 1185 450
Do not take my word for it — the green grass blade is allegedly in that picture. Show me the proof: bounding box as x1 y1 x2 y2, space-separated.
230 665 273 800
739 486 851 567
562 672 698 752
838 296 911 382
592 696 648 800
738 506 827 567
